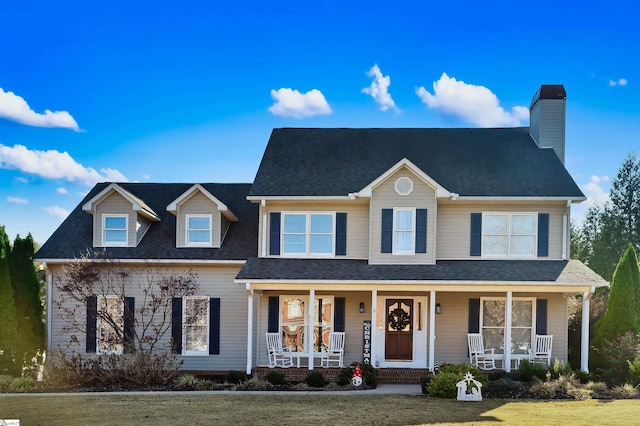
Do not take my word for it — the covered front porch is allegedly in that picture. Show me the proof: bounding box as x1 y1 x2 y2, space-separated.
236 258 608 376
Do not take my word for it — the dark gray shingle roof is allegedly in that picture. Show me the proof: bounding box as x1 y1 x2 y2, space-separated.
236 258 607 284
36 183 257 261
248 128 584 198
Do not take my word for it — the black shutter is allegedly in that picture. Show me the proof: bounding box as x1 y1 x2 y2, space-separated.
269 212 281 255
124 297 135 353
171 297 182 354
415 208 427 253
537 213 550 257
268 296 279 333
334 297 346 332
381 208 393 253
536 299 548 335
335 213 347 256
209 298 220 355
468 298 480 333
86 296 97 353
470 213 482 256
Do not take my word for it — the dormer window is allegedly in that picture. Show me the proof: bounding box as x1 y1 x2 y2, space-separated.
186 214 212 246
103 215 128 246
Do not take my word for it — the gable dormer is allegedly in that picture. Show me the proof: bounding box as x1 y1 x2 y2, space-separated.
82 183 160 247
167 184 239 248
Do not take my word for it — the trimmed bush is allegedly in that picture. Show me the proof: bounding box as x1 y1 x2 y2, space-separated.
519 359 548 382
264 370 287 385
426 372 460 398
225 370 247 384
303 371 327 388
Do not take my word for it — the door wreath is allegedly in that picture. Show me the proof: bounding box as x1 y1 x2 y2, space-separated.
387 307 411 330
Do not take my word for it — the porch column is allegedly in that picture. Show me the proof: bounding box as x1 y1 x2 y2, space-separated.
504 291 513 372
371 290 377 367
428 290 436 371
308 289 315 370
246 285 253 375
581 290 593 372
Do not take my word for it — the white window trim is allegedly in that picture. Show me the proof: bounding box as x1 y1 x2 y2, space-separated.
393 207 416 255
182 296 210 356
185 214 213 247
97 295 124 355
481 212 537 259
281 212 336 258
102 214 129 247
480 297 536 355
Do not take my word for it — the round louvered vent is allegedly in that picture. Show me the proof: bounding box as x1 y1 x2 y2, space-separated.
395 177 413 195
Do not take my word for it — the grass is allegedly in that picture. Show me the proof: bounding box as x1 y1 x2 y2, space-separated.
1 394 640 425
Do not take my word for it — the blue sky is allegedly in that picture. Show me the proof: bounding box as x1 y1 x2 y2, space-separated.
1 0 638 244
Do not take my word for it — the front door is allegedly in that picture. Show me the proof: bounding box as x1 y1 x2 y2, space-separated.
385 299 413 360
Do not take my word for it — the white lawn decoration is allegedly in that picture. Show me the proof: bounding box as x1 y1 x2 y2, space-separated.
456 372 483 401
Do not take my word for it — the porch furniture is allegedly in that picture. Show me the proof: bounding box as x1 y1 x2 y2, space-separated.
321 332 345 368
529 334 553 366
467 333 496 370
266 332 294 368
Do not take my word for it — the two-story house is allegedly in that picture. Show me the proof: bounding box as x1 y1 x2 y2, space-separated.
36 85 607 380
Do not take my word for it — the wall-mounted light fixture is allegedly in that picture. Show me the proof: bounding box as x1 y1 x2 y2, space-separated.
435 303 441 314
359 302 365 313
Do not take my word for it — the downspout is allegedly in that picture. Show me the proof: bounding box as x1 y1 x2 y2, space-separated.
43 262 52 356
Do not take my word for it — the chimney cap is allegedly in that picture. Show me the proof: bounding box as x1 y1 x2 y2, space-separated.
530 84 566 108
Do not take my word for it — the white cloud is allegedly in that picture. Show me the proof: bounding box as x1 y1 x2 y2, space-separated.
268 88 332 118
609 78 628 87
572 175 611 224
44 205 70 221
0 88 79 131
0 144 127 186
362 64 398 112
7 196 28 204
416 73 529 127
56 187 68 194
142 174 151 181
13 176 29 184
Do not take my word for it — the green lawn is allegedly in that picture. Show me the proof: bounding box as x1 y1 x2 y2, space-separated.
1 394 639 425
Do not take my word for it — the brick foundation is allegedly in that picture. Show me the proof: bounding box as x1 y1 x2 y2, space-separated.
253 367 431 384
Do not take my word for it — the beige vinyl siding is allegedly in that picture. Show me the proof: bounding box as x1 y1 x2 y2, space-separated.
48 264 251 372
94 192 136 247
436 202 566 260
176 192 222 248
370 168 436 264
262 201 369 259
433 292 567 365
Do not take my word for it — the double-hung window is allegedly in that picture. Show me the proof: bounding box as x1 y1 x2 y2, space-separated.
183 296 209 355
186 215 212 246
103 215 128 246
282 213 334 256
393 208 415 255
482 213 536 257
481 297 535 355
98 296 124 354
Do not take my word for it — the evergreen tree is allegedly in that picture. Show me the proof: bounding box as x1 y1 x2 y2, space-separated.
591 245 640 369
0 226 19 375
9 233 45 372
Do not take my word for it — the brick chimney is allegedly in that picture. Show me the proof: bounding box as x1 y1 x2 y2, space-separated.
529 85 566 164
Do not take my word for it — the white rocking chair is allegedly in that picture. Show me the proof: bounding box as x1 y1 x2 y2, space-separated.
467 333 496 370
321 332 345 368
529 334 553 366
266 332 294 368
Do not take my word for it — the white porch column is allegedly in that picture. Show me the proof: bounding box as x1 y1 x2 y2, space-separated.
581 290 593 372
504 291 513 372
371 290 377 367
428 290 436 371
308 289 315 370
245 284 254 375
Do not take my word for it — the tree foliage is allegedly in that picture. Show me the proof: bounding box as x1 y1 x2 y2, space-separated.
591 245 640 370
0 226 19 375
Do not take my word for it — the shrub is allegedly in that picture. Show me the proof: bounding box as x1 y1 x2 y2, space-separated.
585 381 609 399
0 375 33 393
174 374 198 388
419 374 434 394
194 379 223 391
488 370 507 381
303 371 327 388
225 370 247 384
235 378 272 391
611 383 639 399
426 372 460 398
519 359 548 382
592 332 640 384
44 350 96 387
335 362 378 388
549 359 572 380
574 370 593 384
627 355 640 386
264 370 287 385
529 378 557 399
